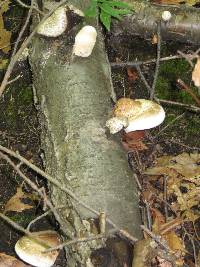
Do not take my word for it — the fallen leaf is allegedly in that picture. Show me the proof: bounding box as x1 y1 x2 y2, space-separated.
156 257 172 267
144 153 200 222
4 187 34 213
121 130 147 151
0 253 30 267
0 1 11 53
151 34 158 44
127 67 138 81
163 231 185 263
192 58 200 87
0 58 8 69
151 208 165 233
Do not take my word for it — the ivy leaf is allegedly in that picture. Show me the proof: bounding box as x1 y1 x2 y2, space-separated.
104 0 132 9
84 0 97 17
99 3 122 19
100 9 111 30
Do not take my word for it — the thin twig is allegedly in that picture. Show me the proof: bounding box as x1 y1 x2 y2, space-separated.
155 112 185 138
177 50 193 67
0 152 63 232
141 225 176 256
45 229 118 252
151 22 161 100
163 175 169 222
144 201 152 230
0 0 68 97
12 0 34 57
0 213 51 248
27 205 65 231
0 145 138 242
110 53 199 68
177 78 200 107
135 65 151 95
15 0 45 15
7 75 22 85
169 139 200 151
158 99 200 113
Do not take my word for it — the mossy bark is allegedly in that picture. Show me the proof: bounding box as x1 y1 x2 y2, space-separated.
30 1 141 266
113 0 200 44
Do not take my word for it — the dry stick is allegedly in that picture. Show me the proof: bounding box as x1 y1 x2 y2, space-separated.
0 0 68 97
169 138 200 151
0 212 52 249
16 0 45 15
158 99 200 113
0 151 65 234
110 54 199 68
155 112 185 138
7 75 22 85
0 145 138 243
177 78 200 107
27 205 65 231
163 175 169 222
177 50 193 67
12 0 34 58
0 211 117 253
141 225 176 258
111 55 182 68
45 229 118 252
151 21 161 100
135 65 151 96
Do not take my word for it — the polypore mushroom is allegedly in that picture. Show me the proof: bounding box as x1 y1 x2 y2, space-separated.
73 25 97 57
15 231 61 267
161 11 172 22
37 6 68 37
106 98 165 134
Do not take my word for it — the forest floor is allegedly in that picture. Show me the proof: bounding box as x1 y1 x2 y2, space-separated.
0 6 200 266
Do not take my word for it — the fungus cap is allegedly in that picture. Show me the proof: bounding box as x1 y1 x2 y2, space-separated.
15 231 61 267
73 25 97 57
37 7 67 37
162 11 172 21
106 98 165 133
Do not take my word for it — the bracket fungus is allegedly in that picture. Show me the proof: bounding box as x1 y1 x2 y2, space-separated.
15 231 61 267
73 25 97 57
106 98 165 134
37 6 68 37
161 10 172 22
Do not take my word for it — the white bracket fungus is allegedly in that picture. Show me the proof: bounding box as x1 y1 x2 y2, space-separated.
106 98 165 134
37 6 68 37
15 231 61 267
161 11 172 22
73 25 97 57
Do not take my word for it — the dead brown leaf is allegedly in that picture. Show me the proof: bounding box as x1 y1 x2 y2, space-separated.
0 253 30 267
122 130 147 151
151 208 165 233
127 67 139 82
144 153 200 222
4 187 34 213
0 1 11 53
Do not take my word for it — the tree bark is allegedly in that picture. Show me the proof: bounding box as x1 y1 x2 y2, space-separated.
112 0 200 44
30 1 142 266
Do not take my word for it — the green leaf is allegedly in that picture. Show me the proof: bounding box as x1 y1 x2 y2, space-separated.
98 0 132 10
84 0 97 17
99 3 122 19
100 9 111 30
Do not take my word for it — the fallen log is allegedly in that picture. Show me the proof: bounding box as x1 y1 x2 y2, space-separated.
30 0 142 265
112 0 200 44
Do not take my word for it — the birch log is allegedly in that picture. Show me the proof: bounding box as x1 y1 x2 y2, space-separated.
30 1 142 265
112 0 200 44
